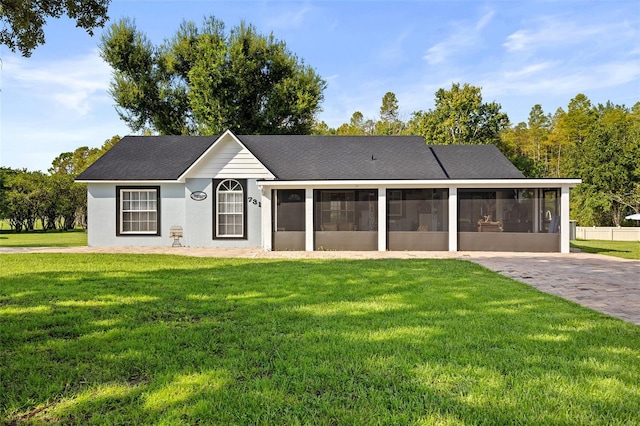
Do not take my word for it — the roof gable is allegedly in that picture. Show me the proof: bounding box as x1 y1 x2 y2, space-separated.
182 131 274 180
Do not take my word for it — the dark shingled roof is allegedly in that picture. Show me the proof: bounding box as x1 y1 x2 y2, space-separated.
429 145 525 179
237 135 447 180
76 136 217 180
77 133 525 181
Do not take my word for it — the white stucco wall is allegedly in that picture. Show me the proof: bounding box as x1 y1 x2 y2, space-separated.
183 178 263 248
87 180 263 248
87 182 185 247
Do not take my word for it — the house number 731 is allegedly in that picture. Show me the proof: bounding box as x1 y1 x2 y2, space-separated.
248 197 261 207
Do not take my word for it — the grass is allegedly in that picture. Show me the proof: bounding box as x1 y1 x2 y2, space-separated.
0 229 87 247
571 239 640 260
1 254 638 425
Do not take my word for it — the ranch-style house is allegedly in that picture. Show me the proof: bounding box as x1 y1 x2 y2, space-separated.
76 130 581 252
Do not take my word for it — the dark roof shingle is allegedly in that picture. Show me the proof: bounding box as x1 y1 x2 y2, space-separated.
238 135 447 180
429 145 525 179
77 136 217 180
77 133 525 181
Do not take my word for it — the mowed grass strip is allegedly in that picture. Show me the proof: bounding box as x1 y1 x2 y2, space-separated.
0 229 87 247
1 254 638 425
571 239 640 260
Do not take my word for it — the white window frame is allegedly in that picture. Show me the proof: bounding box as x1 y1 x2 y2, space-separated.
215 179 245 238
117 187 160 235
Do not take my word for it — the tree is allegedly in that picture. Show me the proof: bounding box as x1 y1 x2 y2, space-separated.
335 111 365 135
560 94 597 177
100 17 326 135
375 92 404 135
527 104 551 166
49 135 120 175
570 102 639 226
499 122 545 177
3 170 42 231
0 0 110 57
407 83 509 145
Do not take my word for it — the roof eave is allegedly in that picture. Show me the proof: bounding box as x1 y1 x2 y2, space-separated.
257 178 582 188
75 179 182 184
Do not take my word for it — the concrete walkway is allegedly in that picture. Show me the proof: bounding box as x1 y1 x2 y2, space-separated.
2 246 639 325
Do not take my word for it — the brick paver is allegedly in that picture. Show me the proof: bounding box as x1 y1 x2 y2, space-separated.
2 246 638 325
468 253 640 325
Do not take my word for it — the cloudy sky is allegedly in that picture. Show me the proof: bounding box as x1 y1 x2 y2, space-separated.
1 0 638 172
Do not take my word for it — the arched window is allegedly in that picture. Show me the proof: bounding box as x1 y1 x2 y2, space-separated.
215 179 245 238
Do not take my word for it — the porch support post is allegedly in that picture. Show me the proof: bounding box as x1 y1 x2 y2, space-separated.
378 187 386 251
448 186 458 252
260 187 272 251
560 185 570 253
305 188 314 251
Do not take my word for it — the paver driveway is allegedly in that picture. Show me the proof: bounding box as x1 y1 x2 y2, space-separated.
468 253 640 325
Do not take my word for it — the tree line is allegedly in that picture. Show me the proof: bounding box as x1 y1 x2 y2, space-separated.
0 137 119 232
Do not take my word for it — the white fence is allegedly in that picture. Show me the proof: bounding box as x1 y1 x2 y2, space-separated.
576 226 640 241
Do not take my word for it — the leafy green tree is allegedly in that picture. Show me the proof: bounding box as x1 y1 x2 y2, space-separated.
560 94 597 177
375 92 404 135
311 120 336 135
571 102 639 226
335 111 364 135
499 122 545 177
48 135 120 228
100 19 185 135
0 167 16 224
407 83 509 145
49 135 119 175
101 17 326 135
527 104 551 166
0 0 110 57
3 170 42 231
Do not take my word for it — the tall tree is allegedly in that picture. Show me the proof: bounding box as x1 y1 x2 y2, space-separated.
527 104 551 165
407 83 509 145
570 102 639 226
561 94 597 177
49 135 120 175
375 92 404 135
1 0 110 57
101 16 326 135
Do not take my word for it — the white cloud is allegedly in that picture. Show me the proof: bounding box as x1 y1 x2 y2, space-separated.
483 60 640 98
266 3 313 30
423 10 495 65
502 62 555 79
2 49 112 115
503 17 629 54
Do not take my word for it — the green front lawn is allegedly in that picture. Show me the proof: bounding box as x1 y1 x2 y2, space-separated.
0 229 87 247
1 254 638 425
571 239 640 260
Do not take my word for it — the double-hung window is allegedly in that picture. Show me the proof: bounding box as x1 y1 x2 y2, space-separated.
215 179 246 239
117 187 160 235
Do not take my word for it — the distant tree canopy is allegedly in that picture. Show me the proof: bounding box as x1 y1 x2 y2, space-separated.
406 83 509 145
49 135 120 175
501 97 640 226
100 16 326 136
0 0 110 57
0 136 120 231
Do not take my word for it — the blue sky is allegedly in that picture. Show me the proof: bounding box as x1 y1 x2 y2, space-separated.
1 0 639 172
